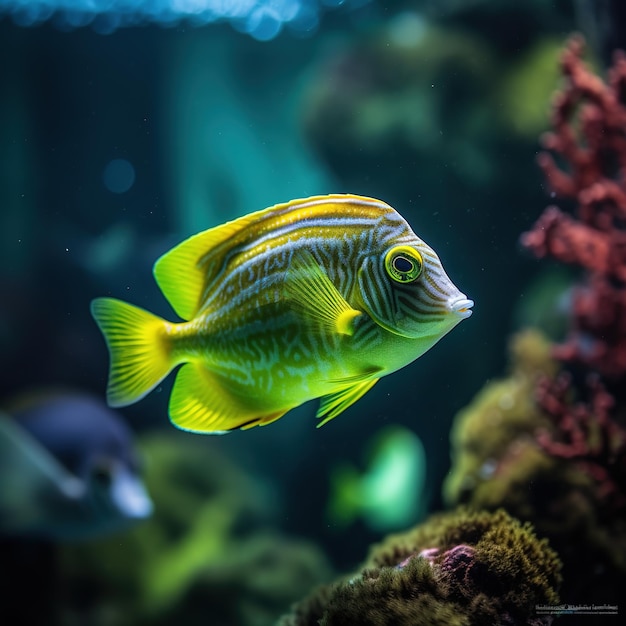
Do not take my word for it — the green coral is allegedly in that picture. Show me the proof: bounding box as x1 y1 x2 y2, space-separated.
319 558 469 626
280 508 561 626
443 328 601 530
444 329 558 508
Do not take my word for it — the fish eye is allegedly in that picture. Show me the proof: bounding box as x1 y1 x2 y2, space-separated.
384 246 423 284
91 461 113 486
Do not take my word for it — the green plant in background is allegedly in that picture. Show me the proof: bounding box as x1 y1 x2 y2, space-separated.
59 432 333 626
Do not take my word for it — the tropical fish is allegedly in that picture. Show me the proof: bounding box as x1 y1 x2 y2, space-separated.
91 194 473 434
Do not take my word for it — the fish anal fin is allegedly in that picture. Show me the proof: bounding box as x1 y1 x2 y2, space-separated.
317 375 380 427
238 410 286 430
169 364 288 434
285 250 362 336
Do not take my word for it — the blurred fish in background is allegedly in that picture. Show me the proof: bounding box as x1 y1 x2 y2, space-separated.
0 391 152 624
327 425 427 532
0 390 152 540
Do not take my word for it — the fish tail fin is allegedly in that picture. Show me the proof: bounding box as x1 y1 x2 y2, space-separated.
90 297 174 408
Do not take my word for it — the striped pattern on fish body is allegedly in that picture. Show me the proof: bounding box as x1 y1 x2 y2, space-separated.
90 194 473 434
161 197 401 393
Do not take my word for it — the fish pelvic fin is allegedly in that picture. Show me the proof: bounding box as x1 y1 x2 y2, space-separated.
90 297 174 408
169 363 289 434
317 376 380 427
285 250 362 337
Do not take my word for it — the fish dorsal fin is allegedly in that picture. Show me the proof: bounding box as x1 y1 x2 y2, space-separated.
153 217 257 321
285 250 362 336
316 371 381 427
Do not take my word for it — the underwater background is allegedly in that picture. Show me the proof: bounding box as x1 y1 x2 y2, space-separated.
1 0 626 624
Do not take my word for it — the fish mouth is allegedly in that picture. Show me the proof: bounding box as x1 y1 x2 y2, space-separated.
449 297 474 319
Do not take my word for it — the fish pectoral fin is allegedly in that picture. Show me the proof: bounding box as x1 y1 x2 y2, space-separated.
169 363 288 434
284 250 362 336
316 375 380 427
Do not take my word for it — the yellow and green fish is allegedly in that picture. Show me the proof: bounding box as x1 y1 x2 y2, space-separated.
91 194 473 434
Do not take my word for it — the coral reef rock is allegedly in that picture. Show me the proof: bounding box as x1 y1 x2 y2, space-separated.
279 508 561 626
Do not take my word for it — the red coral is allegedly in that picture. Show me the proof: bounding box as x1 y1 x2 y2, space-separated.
535 373 626 508
522 35 626 511
536 34 626 208
521 34 626 382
